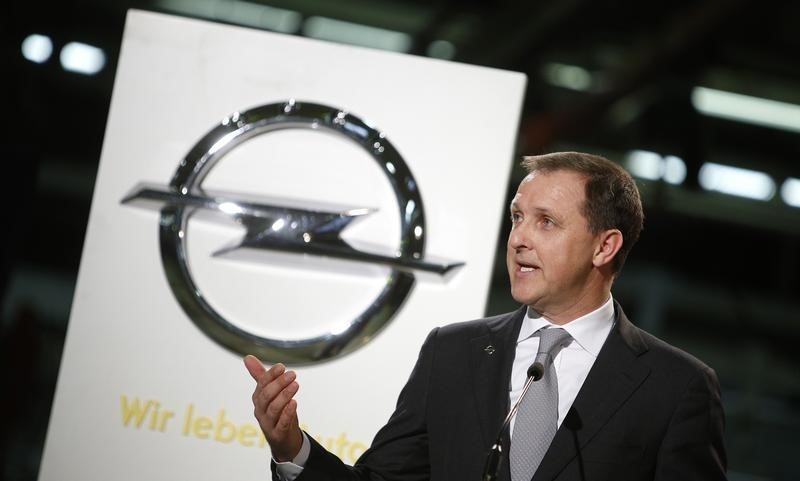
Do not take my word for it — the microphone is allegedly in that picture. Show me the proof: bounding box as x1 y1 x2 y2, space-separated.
527 362 544 382
482 362 544 481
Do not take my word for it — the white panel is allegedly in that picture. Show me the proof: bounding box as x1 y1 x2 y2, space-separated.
39 9 527 481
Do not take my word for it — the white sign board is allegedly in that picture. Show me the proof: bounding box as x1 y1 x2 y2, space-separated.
39 9 526 481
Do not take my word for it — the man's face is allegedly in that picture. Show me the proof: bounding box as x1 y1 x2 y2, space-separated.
506 169 601 317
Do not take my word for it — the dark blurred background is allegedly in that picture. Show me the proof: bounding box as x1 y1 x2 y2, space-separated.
2 0 799 480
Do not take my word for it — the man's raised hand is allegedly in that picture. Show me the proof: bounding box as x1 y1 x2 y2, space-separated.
244 355 303 462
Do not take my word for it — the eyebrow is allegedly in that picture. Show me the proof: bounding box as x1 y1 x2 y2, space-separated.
509 202 561 220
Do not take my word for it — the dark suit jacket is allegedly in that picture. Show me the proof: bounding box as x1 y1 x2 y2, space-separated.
284 302 727 481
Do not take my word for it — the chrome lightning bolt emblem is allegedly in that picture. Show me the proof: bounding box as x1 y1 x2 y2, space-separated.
121 100 463 364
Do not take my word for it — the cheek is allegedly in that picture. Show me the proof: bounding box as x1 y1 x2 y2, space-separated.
542 239 580 275
558 238 595 273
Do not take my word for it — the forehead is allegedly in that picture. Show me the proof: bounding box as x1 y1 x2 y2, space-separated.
511 169 587 212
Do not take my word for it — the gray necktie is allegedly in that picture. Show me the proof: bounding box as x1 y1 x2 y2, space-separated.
510 327 572 481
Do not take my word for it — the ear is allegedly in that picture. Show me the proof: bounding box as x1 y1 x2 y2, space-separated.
592 229 623 268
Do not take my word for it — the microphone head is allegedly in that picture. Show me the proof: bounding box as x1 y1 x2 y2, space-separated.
527 362 544 381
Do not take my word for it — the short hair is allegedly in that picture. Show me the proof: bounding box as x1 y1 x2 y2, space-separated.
521 152 644 274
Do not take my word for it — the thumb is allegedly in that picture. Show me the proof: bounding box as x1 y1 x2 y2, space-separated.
243 354 267 381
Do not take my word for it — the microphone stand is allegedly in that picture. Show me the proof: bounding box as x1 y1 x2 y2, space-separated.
482 363 544 481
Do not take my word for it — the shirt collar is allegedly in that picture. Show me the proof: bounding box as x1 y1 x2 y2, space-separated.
517 295 615 357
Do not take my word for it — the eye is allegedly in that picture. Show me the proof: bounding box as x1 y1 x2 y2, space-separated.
540 216 555 227
510 211 522 224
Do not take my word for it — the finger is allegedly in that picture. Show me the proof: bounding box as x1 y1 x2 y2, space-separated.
247 358 286 395
262 363 287 388
275 399 298 433
264 377 299 421
261 374 298 417
243 355 270 381
254 369 296 418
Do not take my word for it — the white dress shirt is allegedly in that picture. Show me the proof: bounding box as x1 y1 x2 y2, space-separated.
509 296 614 433
276 296 615 477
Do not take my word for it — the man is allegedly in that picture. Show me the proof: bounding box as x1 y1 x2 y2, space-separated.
245 152 727 481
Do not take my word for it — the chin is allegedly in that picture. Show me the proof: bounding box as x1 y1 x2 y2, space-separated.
510 289 538 307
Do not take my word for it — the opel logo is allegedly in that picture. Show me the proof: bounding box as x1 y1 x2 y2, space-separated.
122 100 463 364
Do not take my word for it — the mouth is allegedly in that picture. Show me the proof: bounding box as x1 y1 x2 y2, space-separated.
515 261 539 273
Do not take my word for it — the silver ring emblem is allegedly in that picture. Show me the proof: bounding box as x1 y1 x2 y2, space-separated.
122 100 462 364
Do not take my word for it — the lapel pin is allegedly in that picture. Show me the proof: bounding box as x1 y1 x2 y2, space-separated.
483 344 496 355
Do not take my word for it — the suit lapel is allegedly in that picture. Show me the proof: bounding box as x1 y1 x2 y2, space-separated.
532 302 651 481
469 307 526 447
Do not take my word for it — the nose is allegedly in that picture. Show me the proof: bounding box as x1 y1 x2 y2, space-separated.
507 225 529 252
